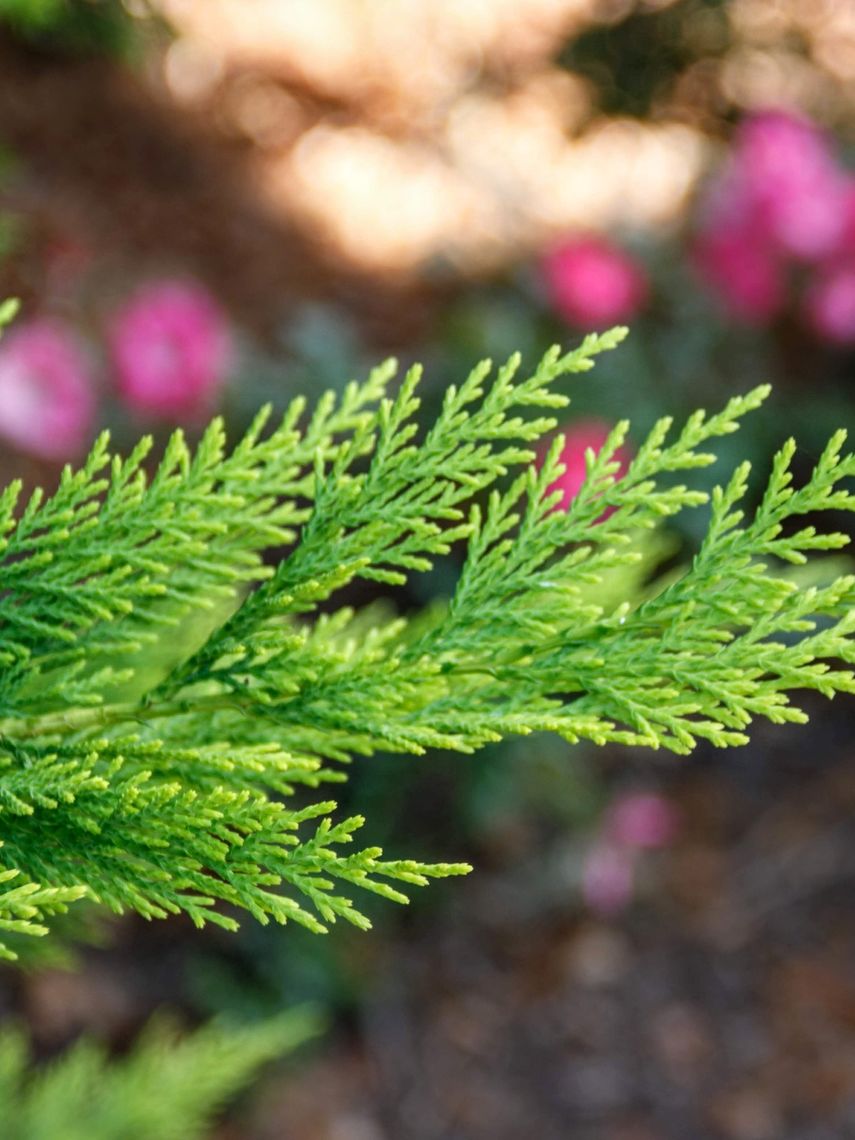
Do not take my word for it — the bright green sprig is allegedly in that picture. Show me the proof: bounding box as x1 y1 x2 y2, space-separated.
0 863 86 961
159 333 618 695
0 360 395 701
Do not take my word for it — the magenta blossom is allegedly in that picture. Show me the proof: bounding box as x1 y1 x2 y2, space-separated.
692 225 785 324
736 110 849 262
0 319 96 460
691 165 784 323
541 419 631 515
799 176 855 345
803 264 855 345
693 109 852 322
541 236 647 329
838 179 855 251
604 792 679 849
109 281 232 420
582 791 679 917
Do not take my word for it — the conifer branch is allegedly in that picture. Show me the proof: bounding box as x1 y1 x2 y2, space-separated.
0 326 852 954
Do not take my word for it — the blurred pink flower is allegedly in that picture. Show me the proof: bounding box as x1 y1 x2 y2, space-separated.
735 110 849 261
542 419 631 514
582 791 678 917
0 319 96 460
540 237 647 329
692 226 785 324
839 179 855 250
693 110 852 322
803 264 855 345
109 281 232 420
604 792 679 850
582 843 635 917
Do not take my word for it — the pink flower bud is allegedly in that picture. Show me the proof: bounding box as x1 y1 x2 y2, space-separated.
541 419 631 515
109 280 232 420
540 237 647 329
0 319 96 460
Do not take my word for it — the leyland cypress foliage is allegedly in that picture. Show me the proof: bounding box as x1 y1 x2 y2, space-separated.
0 1010 318 1140
0 320 852 960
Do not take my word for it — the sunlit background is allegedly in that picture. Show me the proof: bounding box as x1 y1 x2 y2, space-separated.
156 0 855 270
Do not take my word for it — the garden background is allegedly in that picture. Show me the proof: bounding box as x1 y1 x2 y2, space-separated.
0 2 854 1138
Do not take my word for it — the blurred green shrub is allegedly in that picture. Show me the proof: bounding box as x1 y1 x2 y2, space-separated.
0 1010 319 1139
0 0 156 58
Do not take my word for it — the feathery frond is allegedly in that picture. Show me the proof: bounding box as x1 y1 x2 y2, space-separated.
0 326 852 955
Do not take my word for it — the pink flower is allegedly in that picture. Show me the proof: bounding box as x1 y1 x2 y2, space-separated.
0 319 96 460
838 178 855 251
692 225 785 324
542 419 631 514
540 237 647 329
604 792 679 850
582 843 635 917
692 150 785 323
735 110 849 261
692 110 852 321
581 791 679 917
109 281 232 420
803 264 855 345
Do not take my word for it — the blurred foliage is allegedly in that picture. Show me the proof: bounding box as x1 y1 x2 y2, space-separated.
563 0 731 118
0 0 157 58
0 1010 319 1139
